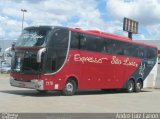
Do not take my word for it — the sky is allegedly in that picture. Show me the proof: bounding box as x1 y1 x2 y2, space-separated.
0 0 160 41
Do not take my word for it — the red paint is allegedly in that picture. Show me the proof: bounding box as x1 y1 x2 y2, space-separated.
11 27 147 91
11 50 141 90
10 73 40 81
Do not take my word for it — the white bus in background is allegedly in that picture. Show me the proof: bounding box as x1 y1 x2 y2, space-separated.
0 47 12 73
3 47 12 64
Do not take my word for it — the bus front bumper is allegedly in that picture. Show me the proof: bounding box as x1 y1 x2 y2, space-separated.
10 77 44 90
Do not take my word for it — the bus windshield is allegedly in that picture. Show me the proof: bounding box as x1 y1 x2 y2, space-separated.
11 27 69 74
16 27 52 47
11 50 43 74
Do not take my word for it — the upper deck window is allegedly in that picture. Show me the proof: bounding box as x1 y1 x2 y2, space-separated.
16 27 51 47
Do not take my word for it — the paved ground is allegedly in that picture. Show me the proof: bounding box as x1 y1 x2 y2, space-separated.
0 65 160 113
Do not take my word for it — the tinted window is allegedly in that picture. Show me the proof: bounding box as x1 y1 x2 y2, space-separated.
113 40 124 55
137 46 147 58
105 39 124 55
45 28 69 73
80 34 105 53
96 38 105 53
147 47 157 59
105 38 115 54
48 28 69 48
85 35 97 52
123 43 139 57
70 31 80 49
70 32 156 60
80 34 87 50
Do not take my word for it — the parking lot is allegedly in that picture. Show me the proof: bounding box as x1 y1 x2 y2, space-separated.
0 66 160 113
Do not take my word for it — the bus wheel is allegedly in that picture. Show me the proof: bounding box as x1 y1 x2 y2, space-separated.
62 79 77 96
135 80 143 92
126 80 135 93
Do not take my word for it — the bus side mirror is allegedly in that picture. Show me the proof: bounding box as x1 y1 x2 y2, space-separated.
37 48 46 63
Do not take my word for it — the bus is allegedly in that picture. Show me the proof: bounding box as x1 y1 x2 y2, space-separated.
10 26 158 95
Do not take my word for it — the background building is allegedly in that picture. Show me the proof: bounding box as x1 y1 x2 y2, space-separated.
0 40 15 65
0 40 15 55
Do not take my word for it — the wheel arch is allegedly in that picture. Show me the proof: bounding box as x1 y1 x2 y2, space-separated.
128 77 136 87
136 78 143 88
65 76 78 90
122 76 136 89
129 77 136 82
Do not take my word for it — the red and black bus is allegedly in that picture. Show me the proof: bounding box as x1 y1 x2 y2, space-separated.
10 26 158 95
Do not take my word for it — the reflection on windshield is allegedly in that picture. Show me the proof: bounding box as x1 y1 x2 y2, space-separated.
11 51 43 74
15 57 21 71
16 27 51 47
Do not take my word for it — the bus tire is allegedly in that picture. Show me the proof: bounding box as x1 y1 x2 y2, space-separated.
135 80 143 92
126 79 135 93
62 79 77 96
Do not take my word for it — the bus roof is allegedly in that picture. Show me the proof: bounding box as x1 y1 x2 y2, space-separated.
68 27 157 49
23 26 157 49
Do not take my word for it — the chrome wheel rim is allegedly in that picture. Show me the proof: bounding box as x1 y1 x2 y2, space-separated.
137 82 142 90
129 82 134 91
66 82 73 92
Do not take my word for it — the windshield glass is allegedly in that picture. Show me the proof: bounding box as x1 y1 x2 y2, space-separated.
43 28 69 73
16 27 51 47
11 50 43 74
11 27 69 74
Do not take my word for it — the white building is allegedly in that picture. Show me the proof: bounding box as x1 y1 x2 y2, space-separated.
0 40 15 65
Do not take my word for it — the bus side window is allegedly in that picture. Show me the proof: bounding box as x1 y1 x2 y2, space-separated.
105 39 116 54
114 41 124 55
48 28 69 48
101 46 106 54
104 40 108 53
84 34 104 53
79 34 105 53
70 31 80 49
95 38 105 53
80 34 87 50
138 46 147 59
85 35 97 52
123 43 130 56
124 43 138 58
147 48 157 59
139 50 144 58
45 28 69 73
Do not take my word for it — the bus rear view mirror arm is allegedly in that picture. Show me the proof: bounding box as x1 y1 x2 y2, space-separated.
37 48 46 63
